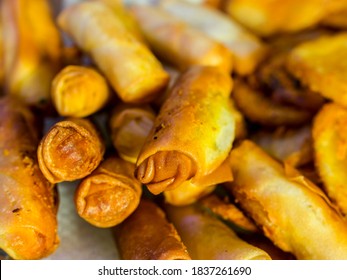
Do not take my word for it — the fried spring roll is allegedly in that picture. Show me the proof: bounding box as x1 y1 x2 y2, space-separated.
160 0 267 75
52 65 109 118
109 104 156 164
165 204 271 260
286 33 347 108
37 118 105 183
75 155 142 228
114 199 191 260
228 140 347 259
312 103 347 216
130 5 233 72
0 97 59 260
232 79 312 126
58 1 169 103
135 66 235 195
1 0 61 106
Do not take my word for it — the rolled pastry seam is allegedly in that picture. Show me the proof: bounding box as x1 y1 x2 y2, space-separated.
109 104 156 164
51 65 110 118
228 140 347 260
0 97 59 260
75 155 142 228
2 0 62 106
37 118 105 183
114 199 191 260
58 0 169 103
130 5 233 72
160 0 267 75
135 66 235 194
312 103 347 216
165 203 271 260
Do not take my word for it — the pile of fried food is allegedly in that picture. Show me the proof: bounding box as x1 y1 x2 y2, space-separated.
2 0 347 260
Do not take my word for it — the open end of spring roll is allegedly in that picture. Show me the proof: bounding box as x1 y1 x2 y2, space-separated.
37 118 105 183
114 199 191 260
228 140 347 260
165 203 271 260
75 156 142 228
135 66 235 194
0 97 59 260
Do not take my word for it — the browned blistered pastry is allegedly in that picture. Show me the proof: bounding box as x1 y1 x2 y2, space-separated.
130 5 233 73
1 0 61 106
160 0 267 75
109 104 156 164
199 194 259 233
114 199 191 260
0 97 59 260
312 103 347 216
58 0 169 104
228 140 347 260
165 203 271 260
37 118 105 183
51 65 109 118
75 155 142 228
135 66 235 195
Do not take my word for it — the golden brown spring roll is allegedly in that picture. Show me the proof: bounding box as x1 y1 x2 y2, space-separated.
160 0 267 75
0 97 59 260
232 79 312 126
199 194 259 233
37 118 105 183
223 0 347 36
228 140 347 260
135 66 235 195
58 1 169 104
75 155 142 228
109 104 156 164
286 33 347 108
165 203 271 260
114 199 191 260
52 65 109 118
1 0 62 106
130 5 233 72
312 103 347 216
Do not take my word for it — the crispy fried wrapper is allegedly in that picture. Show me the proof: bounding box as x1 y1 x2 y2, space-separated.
0 97 59 260
58 0 169 103
286 33 347 107
109 104 156 164
312 103 347 216
37 118 105 183
114 199 191 260
52 65 109 118
165 203 271 260
135 66 235 195
1 0 62 106
160 0 267 75
224 0 347 36
75 155 142 228
232 79 312 126
228 140 347 259
130 5 233 72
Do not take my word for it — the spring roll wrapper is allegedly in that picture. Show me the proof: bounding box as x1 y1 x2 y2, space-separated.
0 97 59 260
114 199 191 260
312 103 347 216
110 105 156 164
37 118 105 184
228 140 347 260
130 5 233 73
57 1 169 104
165 204 271 260
1 0 62 106
75 156 142 228
136 66 235 195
